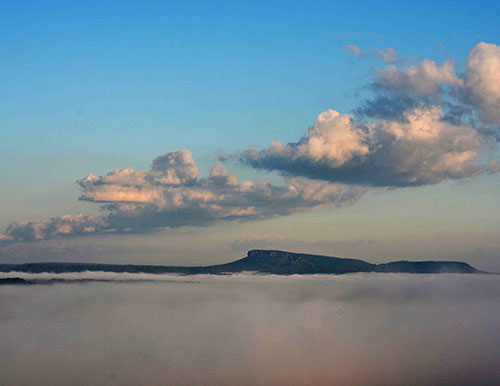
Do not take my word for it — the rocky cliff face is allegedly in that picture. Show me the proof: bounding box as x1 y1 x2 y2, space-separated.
241 250 376 274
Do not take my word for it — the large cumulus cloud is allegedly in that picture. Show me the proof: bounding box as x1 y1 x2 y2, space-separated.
465 42 500 124
1 150 365 242
244 105 482 187
244 42 500 186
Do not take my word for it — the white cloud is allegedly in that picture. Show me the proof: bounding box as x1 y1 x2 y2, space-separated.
245 105 482 187
488 159 500 174
376 59 463 97
374 47 398 63
4 214 107 242
371 42 500 126
2 42 499 244
342 44 367 57
343 44 398 63
150 149 200 184
2 151 366 242
263 110 369 167
0 234 13 242
465 42 500 124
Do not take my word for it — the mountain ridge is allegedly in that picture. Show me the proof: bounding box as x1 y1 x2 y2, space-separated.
0 249 484 275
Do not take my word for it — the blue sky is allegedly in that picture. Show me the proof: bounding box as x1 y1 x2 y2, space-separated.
1 1 499 269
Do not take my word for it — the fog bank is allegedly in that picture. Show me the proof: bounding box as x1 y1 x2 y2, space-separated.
1 273 499 385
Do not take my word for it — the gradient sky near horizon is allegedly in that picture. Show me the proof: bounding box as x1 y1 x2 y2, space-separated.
1 1 499 270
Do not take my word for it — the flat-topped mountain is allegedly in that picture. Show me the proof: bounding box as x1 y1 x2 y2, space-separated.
0 249 482 276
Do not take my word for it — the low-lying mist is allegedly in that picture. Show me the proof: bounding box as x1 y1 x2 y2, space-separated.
1 273 499 386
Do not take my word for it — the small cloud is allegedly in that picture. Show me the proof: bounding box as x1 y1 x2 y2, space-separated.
374 47 398 63
488 159 500 174
375 59 463 98
343 44 368 57
0 234 13 242
343 44 398 64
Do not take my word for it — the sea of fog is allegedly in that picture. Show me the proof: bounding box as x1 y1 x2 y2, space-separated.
1 272 499 386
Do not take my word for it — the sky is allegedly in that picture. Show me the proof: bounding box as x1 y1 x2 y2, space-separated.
1 0 499 270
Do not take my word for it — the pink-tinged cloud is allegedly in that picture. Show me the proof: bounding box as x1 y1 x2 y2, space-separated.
2 150 366 242
342 44 368 57
343 44 399 63
465 42 500 124
376 59 463 97
244 105 481 187
245 42 500 187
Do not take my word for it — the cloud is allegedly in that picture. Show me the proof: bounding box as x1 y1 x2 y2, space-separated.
375 59 463 98
488 159 500 174
244 105 482 187
244 42 500 187
0 234 13 242
343 44 399 63
354 94 421 122
3 214 108 242
2 150 366 242
150 149 200 183
342 44 367 57
374 47 398 63
369 42 500 126
256 110 370 168
465 42 500 124
358 58 465 122
2 42 499 244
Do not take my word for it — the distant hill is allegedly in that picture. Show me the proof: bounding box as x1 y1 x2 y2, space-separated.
0 249 483 278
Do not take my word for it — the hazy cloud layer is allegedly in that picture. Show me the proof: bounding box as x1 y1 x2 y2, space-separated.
2 150 365 241
244 42 500 187
1 274 499 385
